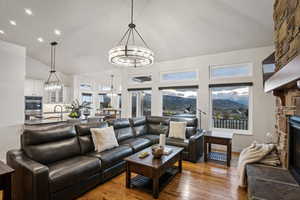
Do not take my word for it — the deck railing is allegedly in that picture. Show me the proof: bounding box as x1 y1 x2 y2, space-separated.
213 118 248 130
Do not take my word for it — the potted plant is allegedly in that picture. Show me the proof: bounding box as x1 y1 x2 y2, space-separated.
65 99 92 119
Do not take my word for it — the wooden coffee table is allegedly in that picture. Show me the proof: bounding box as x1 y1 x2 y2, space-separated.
125 145 184 198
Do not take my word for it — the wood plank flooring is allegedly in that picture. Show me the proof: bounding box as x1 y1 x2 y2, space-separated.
77 153 247 200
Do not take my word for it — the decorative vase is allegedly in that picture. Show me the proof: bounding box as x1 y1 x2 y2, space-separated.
151 145 164 159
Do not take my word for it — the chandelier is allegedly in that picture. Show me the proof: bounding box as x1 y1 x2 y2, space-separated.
44 42 63 91
108 0 154 67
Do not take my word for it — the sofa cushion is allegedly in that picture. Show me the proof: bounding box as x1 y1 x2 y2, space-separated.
142 134 160 144
169 121 187 140
22 125 81 165
146 116 170 135
91 126 119 152
88 145 133 170
130 117 147 136
48 156 101 192
120 138 152 152
75 122 108 154
166 137 189 151
170 117 198 139
110 119 135 142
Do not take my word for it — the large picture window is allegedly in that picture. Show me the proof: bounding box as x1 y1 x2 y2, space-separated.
210 83 252 131
130 89 151 118
161 86 198 117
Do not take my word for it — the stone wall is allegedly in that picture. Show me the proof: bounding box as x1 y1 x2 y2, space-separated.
273 0 300 168
274 0 300 70
275 90 300 168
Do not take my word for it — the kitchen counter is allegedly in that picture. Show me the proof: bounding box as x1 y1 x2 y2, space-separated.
24 118 87 126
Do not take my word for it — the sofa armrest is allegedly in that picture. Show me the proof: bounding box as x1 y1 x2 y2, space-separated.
7 149 49 200
188 129 204 162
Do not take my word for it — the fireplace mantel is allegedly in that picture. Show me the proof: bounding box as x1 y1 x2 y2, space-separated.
265 54 300 93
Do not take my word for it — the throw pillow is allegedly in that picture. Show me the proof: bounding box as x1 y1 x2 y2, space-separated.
90 126 119 152
168 121 187 140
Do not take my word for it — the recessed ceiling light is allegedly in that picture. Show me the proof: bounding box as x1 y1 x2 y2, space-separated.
25 8 33 16
0 30 4 34
54 29 61 36
37 37 44 42
9 20 16 26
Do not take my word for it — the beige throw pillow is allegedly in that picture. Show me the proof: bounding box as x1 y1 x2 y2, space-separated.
168 121 187 140
90 126 119 152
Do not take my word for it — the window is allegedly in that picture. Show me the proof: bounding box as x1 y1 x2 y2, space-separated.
130 89 151 117
118 94 122 109
128 75 152 84
161 87 198 117
210 84 251 131
210 63 252 79
81 93 93 104
161 71 197 82
80 83 92 90
99 93 111 109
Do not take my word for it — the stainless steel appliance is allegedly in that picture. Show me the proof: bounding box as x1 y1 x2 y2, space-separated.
25 96 43 120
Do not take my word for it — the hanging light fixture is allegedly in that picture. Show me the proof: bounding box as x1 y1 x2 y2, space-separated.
44 42 63 91
108 0 154 67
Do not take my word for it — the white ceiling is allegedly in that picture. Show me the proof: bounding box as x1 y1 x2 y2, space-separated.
0 0 274 75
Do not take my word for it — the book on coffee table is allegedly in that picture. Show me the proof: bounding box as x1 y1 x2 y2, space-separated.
163 147 173 155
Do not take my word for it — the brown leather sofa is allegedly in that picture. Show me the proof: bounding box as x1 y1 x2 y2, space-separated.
6 116 203 200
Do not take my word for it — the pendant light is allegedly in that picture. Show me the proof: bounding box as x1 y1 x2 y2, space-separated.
108 0 154 67
44 42 63 91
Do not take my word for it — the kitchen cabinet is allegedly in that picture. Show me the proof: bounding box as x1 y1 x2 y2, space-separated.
44 86 71 104
24 79 44 97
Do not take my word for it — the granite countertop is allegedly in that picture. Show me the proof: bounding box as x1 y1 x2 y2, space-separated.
24 118 87 125
43 111 69 114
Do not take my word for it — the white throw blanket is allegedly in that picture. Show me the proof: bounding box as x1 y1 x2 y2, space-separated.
237 142 275 187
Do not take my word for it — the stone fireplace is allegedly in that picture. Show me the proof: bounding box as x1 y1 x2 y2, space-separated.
272 0 300 168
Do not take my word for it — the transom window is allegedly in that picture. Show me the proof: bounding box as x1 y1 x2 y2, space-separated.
210 63 252 79
161 71 198 82
210 83 252 132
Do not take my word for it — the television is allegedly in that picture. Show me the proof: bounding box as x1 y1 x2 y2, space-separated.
262 52 276 87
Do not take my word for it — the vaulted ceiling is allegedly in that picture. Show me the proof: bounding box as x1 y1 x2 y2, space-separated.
0 0 274 74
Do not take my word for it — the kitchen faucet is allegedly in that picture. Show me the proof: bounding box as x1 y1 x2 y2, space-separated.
54 105 63 120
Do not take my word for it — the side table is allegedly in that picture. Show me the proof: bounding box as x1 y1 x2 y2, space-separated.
0 160 14 200
204 131 233 167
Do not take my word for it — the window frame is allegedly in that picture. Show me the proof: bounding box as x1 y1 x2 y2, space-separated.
209 63 253 80
209 84 253 135
129 89 152 118
160 69 199 83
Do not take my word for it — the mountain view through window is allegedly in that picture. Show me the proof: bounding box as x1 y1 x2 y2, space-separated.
162 88 197 117
211 86 249 130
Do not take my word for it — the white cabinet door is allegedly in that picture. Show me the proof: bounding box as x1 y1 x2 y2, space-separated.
63 86 72 104
34 80 44 96
24 79 33 96
25 79 44 97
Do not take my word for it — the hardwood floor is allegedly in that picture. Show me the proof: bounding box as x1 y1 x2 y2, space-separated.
78 153 247 200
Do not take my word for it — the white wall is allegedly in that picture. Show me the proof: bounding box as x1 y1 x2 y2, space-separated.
122 46 276 152
0 40 26 161
26 56 73 86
